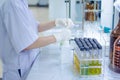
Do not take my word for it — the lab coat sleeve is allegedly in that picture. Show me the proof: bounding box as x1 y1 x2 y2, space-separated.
3 2 39 53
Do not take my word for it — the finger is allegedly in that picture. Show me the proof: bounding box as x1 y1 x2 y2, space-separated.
67 21 74 28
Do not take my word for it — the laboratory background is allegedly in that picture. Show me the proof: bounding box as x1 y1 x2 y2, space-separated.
0 0 120 80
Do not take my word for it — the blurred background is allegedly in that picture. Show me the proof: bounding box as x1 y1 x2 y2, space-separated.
0 0 119 79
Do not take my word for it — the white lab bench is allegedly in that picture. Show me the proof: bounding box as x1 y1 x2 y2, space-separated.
25 41 120 80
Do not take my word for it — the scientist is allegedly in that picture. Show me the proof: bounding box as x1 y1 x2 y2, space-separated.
0 0 74 80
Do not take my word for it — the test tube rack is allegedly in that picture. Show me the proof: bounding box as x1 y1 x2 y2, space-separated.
73 38 104 77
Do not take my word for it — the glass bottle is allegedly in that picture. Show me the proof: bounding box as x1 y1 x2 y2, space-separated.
109 13 120 73
112 38 120 73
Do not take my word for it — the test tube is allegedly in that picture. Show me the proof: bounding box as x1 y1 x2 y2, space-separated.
84 38 93 58
96 43 102 67
74 38 83 48
83 43 90 58
93 38 102 58
93 39 102 74
79 46 85 75
93 38 102 49
74 38 80 46
81 39 90 75
84 38 93 49
74 38 84 73
76 38 84 75
93 43 98 59
85 46 90 75
75 38 85 58
74 38 82 52
79 47 85 58
79 38 86 47
88 38 98 58
88 38 101 75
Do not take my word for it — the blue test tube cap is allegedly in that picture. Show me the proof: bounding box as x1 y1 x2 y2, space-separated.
88 38 94 44
80 47 85 51
84 46 89 51
84 38 93 50
92 43 98 49
89 38 97 49
82 39 90 51
74 38 81 47
79 38 86 46
93 39 102 49
88 38 95 49
78 41 83 47
74 38 79 43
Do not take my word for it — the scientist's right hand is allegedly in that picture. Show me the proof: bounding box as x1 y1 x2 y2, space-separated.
114 0 120 12
53 29 72 42
55 18 74 28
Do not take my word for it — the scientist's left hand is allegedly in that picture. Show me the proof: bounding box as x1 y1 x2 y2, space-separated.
114 0 120 12
55 18 74 28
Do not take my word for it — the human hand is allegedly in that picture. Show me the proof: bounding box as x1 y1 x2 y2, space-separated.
114 0 120 12
55 18 74 28
53 29 72 42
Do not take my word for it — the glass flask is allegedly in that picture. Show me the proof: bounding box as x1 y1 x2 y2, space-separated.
109 14 120 73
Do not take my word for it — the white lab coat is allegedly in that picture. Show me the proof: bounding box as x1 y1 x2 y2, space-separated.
0 0 40 80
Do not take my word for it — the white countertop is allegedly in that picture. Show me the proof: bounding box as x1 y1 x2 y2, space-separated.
26 41 120 80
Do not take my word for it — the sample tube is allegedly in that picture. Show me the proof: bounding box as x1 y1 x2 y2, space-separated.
84 46 90 75
92 39 102 75
84 38 93 58
84 38 93 49
74 38 83 48
75 38 85 60
79 46 85 75
93 38 102 58
88 38 98 58
81 38 90 75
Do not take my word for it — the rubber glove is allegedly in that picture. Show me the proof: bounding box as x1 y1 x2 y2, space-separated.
55 18 74 28
53 29 72 42
114 0 120 12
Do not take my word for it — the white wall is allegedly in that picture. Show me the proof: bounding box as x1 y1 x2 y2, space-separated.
114 7 119 28
49 0 66 20
49 0 76 20
70 0 76 21
38 0 48 5
49 0 115 26
27 0 39 5
101 0 114 28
